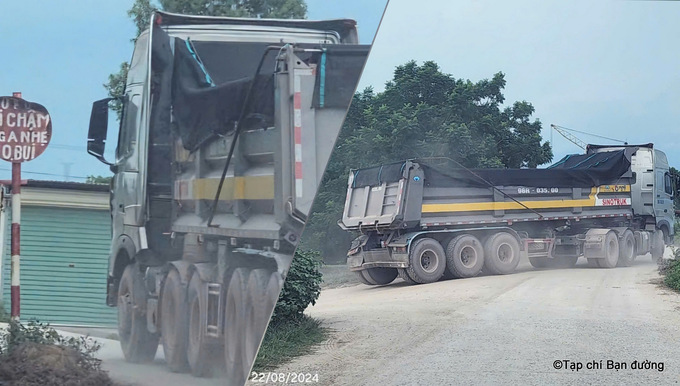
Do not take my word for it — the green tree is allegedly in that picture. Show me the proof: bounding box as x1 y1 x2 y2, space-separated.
302 61 553 262
103 0 307 120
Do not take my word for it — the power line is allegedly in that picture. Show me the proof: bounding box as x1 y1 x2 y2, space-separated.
0 168 89 180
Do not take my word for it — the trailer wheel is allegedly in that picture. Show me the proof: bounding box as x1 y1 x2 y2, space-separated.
117 263 159 363
651 230 665 261
225 268 248 386
160 268 189 372
529 257 550 268
398 268 418 285
355 271 374 285
244 269 271 378
446 234 484 278
483 232 521 275
598 231 620 269
186 272 222 377
406 238 446 284
617 230 635 267
363 268 398 285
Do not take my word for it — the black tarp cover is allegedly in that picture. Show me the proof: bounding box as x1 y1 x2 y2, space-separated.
351 149 635 189
170 38 370 151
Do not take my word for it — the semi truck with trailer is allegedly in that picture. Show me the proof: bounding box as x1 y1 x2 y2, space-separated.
339 144 675 286
86 11 368 384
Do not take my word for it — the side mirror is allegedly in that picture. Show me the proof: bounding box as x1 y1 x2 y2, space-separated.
87 98 115 165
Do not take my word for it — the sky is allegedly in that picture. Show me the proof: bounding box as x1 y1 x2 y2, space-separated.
0 0 386 182
358 0 680 168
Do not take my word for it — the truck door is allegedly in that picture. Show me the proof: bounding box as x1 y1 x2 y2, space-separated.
654 169 674 229
111 32 149 239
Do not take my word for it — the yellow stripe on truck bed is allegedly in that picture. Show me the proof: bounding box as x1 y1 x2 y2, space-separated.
177 176 275 201
421 186 629 213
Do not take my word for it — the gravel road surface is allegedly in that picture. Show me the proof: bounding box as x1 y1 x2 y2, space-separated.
270 250 680 386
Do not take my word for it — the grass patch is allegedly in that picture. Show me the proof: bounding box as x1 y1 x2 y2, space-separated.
252 315 327 371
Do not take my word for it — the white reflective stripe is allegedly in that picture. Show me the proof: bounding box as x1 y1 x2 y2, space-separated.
295 179 303 198
295 144 302 163
294 74 301 93
294 109 302 128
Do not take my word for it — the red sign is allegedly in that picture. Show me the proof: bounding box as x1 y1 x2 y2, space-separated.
0 96 52 162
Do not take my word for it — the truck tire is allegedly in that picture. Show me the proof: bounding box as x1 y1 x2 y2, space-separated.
355 271 374 285
244 269 271 378
363 268 398 285
225 268 248 386
160 268 189 372
617 230 635 267
398 268 418 285
651 230 665 261
187 272 222 377
587 258 602 268
598 231 620 268
406 238 447 284
483 232 521 275
529 257 550 268
445 234 484 278
117 263 159 363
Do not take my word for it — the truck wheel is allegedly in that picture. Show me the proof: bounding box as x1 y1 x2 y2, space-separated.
397 268 418 285
587 258 602 268
355 271 374 285
529 257 549 268
598 231 620 268
117 263 159 363
160 268 189 372
445 234 484 278
187 273 222 377
651 230 665 261
406 238 446 284
617 230 635 267
483 232 521 275
225 268 248 386
363 268 398 285
244 270 271 378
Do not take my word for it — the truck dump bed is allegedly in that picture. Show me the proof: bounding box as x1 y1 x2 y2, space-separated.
341 148 637 231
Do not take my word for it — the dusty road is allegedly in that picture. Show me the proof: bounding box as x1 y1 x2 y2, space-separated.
272 251 680 385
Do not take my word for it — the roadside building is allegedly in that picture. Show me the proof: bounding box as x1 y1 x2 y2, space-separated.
0 180 116 327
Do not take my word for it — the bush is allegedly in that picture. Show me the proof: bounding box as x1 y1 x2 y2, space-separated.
0 320 113 386
271 249 323 325
661 248 680 291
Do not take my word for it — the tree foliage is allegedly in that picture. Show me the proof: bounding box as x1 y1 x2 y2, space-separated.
302 61 553 262
103 0 307 120
271 249 322 324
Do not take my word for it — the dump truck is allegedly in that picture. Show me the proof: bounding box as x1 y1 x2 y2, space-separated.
86 11 369 384
339 144 676 286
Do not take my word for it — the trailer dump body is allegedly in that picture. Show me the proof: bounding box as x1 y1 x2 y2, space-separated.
87 10 370 384
340 145 673 286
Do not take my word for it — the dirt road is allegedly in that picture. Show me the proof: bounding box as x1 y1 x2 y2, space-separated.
272 251 680 385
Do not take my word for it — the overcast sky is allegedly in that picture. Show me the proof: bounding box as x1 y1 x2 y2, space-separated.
0 0 385 182
359 0 680 168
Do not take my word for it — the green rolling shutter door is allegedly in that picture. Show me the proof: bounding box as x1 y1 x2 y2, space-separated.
2 206 116 327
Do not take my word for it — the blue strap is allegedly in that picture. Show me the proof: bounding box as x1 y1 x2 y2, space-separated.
319 49 327 108
547 154 570 169
186 38 215 87
570 153 597 169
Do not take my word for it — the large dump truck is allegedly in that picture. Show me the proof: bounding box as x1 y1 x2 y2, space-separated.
86 11 368 384
339 144 675 286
